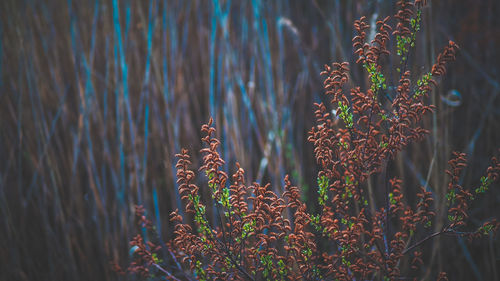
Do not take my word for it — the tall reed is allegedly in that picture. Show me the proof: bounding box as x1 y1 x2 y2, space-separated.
1 0 499 280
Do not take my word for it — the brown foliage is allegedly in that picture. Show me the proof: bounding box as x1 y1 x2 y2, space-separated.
119 1 499 280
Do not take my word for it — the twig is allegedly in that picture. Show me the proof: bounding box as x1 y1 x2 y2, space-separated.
152 263 182 281
403 229 449 255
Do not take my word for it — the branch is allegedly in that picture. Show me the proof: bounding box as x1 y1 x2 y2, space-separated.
402 228 453 255
152 263 183 281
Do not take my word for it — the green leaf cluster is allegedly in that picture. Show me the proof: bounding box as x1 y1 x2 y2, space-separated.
364 62 387 94
317 176 329 206
337 101 354 128
475 176 493 194
414 72 432 97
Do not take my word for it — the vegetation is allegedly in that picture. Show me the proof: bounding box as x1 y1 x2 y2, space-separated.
117 1 499 280
1 0 499 280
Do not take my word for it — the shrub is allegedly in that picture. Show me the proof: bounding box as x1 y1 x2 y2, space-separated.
117 1 500 280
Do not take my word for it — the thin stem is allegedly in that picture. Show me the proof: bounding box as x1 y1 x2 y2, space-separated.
402 228 451 255
153 263 183 281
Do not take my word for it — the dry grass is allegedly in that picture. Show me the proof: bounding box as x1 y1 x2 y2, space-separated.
0 0 499 280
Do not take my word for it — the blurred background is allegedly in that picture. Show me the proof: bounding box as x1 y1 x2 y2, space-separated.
1 0 499 280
